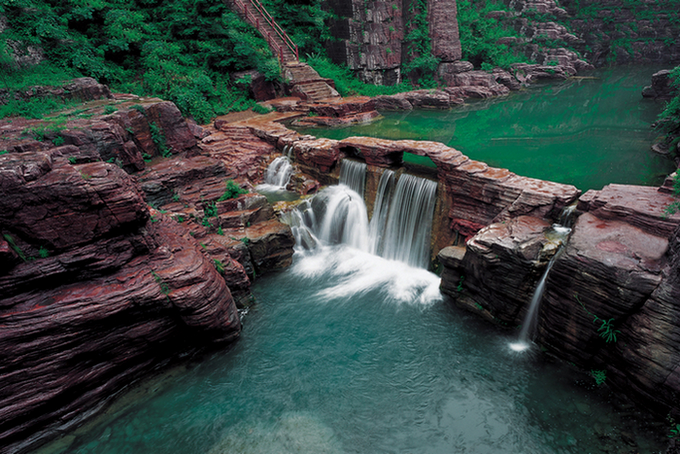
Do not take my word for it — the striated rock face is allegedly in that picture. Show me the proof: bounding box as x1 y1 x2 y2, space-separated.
440 216 555 325
0 152 241 452
428 0 462 62
440 180 680 417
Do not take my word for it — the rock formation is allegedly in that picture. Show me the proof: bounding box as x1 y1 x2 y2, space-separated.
0 94 297 453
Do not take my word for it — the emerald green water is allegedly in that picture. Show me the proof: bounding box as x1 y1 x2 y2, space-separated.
295 67 675 191
51 247 665 454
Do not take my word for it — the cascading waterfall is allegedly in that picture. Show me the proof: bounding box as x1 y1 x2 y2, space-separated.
338 160 366 197
264 156 293 189
510 221 573 352
282 162 438 271
368 170 396 256
380 174 438 269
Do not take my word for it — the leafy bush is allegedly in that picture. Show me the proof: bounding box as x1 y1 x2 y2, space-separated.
0 0 281 123
457 0 527 69
218 180 248 201
658 66 680 135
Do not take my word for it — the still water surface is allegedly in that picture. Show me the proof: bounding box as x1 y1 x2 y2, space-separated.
56 247 665 454
295 66 675 191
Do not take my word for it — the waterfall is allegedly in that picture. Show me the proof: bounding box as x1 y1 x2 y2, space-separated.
368 170 396 256
381 174 438 269
281 165 438 270
510 218 573 352
515 255 556 346
264 156 293 189
339 160 366 197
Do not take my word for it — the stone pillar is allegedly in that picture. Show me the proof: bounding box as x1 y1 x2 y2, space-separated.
427 0 462 62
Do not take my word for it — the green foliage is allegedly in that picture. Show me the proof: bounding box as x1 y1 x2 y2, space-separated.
213 259 225 274
670 423 680 439
3 234 28 262
37 246 49 258
52 135 65 146
258 0 333 57
175 215 184 223
1 0 281 123
240 237 250 247
252 104 273 115
664 173 680 216
576 295 620 343
204 201 218 218
172 192 180 202
103 105 118 114
217 226 224 236
151 271 170 296
148 121 171 157
595 317 620 343
218 179 248 201
658 66 680 135
402 0 439 86
457 275 465 292
68 156 76 164
456 0 527 69
591 369 606 386
305 54 414 97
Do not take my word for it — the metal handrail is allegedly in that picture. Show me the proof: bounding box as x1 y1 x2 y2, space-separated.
232 0 299 64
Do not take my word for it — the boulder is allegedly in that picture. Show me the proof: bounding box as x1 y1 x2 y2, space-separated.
440 216 556 325
642 69 678 99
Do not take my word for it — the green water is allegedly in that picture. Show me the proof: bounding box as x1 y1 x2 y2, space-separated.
295 67 675 191
54 247 665 454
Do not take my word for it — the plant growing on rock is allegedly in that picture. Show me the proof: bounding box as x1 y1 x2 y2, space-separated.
576 295 621 343
218 180 248 201
591 369 606 386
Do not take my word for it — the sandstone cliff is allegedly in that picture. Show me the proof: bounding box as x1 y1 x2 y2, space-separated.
0 84 295 452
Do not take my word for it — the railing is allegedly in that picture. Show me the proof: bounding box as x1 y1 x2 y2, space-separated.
232 0 299 65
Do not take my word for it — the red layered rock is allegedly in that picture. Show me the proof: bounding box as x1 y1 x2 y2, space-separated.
428 0 462 62
0 153 148 250
578 184 680 238
440 216 555 324
291 138 341 173
0 154 241 451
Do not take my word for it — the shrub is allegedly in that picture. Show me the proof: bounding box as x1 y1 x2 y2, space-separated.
218 180 248 201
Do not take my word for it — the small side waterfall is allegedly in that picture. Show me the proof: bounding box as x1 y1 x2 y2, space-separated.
368 170 396 256
381 174 438 269
510 221 573 352
339 160 366 197
264 156 293 189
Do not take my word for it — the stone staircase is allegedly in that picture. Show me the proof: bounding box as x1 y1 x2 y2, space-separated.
230 0 340 102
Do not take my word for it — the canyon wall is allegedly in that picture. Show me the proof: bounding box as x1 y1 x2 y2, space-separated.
324 0 461 84
0 81 295 453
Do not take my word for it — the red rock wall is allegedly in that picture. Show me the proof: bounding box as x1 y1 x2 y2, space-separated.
0 150 241 452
